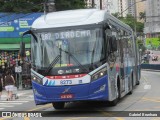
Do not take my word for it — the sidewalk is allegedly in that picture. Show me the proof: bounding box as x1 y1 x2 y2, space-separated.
1 89 33 101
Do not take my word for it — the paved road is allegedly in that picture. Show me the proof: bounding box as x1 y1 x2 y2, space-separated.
0 90 35 111
0 70 160 120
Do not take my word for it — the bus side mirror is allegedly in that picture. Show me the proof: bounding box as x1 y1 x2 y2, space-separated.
20 41 26 57
109 36 117 52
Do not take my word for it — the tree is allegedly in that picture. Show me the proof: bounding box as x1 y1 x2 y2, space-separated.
119 14 136 30
0 0 43 12
0 0 86 13
139 12 146 22
55 0 86 11
137 39 146 54
112 12 120 18
119 14 144 33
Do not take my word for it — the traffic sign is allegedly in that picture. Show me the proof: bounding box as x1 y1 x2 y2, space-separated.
15 66 22 73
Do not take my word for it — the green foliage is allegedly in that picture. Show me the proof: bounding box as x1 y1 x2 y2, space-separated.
139 12 146 22
146 38 160 49
137 39 146 54
0 0 86 13
136 22 144 33
55 0 86 11
112 12 119 18
0 0 43 12
118 14 144 33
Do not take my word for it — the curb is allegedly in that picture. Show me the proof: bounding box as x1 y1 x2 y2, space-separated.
142 69 160 72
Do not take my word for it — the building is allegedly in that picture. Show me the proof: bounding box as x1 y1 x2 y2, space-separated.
144 0 160 37
127 0 136 17
85 0 92 8
85 0 119 14
135 0 146 22
118 0 128 17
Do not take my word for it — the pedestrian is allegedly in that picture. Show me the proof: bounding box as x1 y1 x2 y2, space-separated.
4 70 15 101
0 74 3 100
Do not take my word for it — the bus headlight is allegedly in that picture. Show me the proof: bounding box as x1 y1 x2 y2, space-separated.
91 67 107 81
32 75 43 84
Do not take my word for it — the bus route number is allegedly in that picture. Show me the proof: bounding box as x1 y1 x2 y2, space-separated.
60 80 72 85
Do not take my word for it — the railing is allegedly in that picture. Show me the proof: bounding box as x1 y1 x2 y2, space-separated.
141 64 160 70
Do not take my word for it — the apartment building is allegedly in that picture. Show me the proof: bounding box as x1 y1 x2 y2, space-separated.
144 0 160 37
127 0 136 17
85 0 119 14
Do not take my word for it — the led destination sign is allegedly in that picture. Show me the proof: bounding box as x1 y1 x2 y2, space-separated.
41 30 91 40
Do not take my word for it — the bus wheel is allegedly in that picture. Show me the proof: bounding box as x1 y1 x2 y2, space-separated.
52 102 65 109
128 74 133 95
136 81 140 85
109 84 120 106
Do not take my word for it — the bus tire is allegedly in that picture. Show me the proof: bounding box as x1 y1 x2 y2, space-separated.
52 102 65 109
128 73 133 95
109 82 120 106
136 80 140 85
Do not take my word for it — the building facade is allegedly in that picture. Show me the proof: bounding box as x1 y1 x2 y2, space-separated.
136 0 146 22
118 0 128 17
85 0 119 14
144 0 160 37
85 0 92 8
127 0 136 17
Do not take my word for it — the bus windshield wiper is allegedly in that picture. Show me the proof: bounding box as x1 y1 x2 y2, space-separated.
59 47 89 72
45 55 60 74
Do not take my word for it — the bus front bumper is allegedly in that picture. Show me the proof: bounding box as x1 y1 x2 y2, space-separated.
32 75 109 105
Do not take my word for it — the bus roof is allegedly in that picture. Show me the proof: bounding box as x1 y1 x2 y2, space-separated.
32 9 132 31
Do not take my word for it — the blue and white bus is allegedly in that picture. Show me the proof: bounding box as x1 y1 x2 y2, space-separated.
21 9 140 109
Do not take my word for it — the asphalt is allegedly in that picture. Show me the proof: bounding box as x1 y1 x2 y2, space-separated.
0 89 33 101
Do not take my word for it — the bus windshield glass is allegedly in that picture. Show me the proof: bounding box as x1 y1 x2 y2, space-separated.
31 27 105 69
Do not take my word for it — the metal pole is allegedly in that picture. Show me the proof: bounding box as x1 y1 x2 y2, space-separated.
18 73 22 90
100 0 102 10
92 0 95 8
134 0 137 36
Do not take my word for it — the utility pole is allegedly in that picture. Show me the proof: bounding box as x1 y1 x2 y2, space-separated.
134 0 137 36
92 0 95 8
44 0 56 14
100 0 102 9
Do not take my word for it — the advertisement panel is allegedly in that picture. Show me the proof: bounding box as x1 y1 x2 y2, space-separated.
0 13 42 38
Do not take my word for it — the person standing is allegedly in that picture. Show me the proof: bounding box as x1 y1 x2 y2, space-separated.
0 74 3 100
4 71 15 101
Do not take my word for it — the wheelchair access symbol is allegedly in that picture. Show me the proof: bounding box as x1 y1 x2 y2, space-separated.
1 112 12 117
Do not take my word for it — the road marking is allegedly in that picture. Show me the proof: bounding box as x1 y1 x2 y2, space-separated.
0 105 13 107
27 104 52 111
114 117 125 120
153 106 160 108
142 98 160 103
0 103 22 105
142 75 150 84
0 101 29 103
152 118 160 120
24 116 30 120
64 117 88 120
98 111 114 117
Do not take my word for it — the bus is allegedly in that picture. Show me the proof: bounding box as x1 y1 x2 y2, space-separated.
20 9 141 109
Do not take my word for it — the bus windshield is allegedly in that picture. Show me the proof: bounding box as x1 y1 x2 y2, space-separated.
31 27 105 70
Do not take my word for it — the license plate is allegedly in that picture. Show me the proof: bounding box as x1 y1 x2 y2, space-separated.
60 94 73 99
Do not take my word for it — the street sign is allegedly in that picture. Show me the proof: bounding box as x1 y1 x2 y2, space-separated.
15 66 22 73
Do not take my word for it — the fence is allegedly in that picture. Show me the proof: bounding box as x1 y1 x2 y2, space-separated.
141 64 160 70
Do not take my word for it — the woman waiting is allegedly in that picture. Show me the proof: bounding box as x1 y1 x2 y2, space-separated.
5 71 15 101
